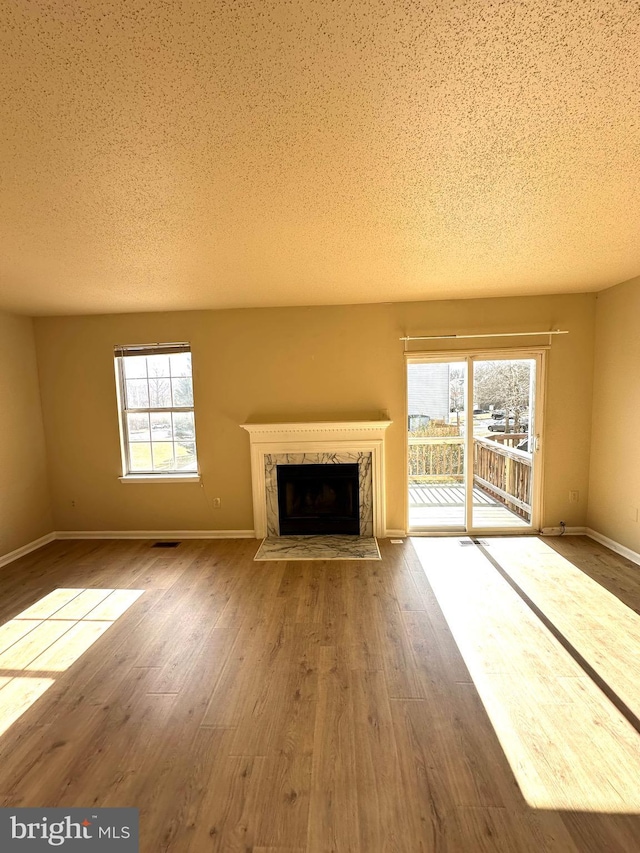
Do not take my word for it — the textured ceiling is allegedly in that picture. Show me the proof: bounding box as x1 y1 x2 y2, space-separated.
1 0 639 316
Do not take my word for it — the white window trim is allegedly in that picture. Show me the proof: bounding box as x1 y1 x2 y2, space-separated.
114 343 199 479
119 474 201 484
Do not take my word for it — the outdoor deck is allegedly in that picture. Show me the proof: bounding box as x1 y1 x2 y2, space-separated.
409 482 530 529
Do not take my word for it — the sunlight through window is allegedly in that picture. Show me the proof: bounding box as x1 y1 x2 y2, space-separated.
0 588 145 738
411 536 640 813
0 678 54 737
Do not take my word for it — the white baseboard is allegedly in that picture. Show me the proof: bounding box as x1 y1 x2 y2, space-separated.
541 526 586 536
5 528 637 571
586 528 640 567
55 530 256 540
0 529 258 568
0 532 56 569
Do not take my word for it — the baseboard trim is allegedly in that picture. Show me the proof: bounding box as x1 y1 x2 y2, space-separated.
7 528 636 569
541 526 587 536
586 528 640 567
0 532 56 569
55 530 256 540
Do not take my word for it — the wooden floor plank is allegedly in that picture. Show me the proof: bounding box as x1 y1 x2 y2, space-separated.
142 726 234 851
187 754 268 852
350 669 425 852
307 645 360 853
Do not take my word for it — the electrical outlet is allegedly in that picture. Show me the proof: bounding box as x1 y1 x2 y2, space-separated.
71 499 76 507
629 506 638 523
569 490 579 503
212 497 221 509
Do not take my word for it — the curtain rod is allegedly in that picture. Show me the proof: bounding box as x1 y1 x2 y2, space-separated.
400 330 569 342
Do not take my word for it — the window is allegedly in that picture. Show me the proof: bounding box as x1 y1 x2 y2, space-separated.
114 343 198 476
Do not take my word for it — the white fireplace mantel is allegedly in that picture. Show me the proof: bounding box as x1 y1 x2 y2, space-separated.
241 420 392 538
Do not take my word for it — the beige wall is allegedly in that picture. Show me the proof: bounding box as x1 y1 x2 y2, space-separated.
34 293 596 534
0 311 53 558
588 275 640 551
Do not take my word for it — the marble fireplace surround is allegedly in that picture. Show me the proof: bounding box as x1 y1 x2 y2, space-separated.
241 421 392 539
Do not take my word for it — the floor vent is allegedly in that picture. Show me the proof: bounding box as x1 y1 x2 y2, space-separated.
152 541 181 548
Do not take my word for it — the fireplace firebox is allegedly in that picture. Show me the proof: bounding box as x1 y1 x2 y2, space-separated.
276 463 360 535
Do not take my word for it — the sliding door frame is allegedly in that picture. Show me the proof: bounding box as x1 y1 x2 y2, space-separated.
405 346 547 536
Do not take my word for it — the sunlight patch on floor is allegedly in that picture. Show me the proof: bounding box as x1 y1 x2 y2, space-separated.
411 535 640 813
0 587 144 737
0 677 54 737
480 535 640 722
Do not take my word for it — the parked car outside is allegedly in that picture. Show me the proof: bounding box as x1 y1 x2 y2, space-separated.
487 419 529 433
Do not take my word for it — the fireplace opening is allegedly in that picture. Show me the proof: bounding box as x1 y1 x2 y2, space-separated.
276 463 360 535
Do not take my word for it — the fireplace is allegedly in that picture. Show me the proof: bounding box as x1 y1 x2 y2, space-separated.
240 420 392 538
277 463 360 535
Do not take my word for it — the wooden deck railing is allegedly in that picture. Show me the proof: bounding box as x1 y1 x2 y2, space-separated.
473 436 532 518
408 434 532 518
488 432 527 448
408 436 464 481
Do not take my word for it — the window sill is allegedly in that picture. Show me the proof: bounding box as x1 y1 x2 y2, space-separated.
119 474 201 484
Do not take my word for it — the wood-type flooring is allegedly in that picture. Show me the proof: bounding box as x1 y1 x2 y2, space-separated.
0 534 638 852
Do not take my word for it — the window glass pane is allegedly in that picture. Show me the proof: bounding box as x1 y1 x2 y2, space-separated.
170 352 191 377
117 344 197 476
172 377 194 407
173 411 195 441
129 443 152 472
125 379 149 408
147 354 170 377
127 413 150 441
407 361 466 529
148 377 172 408
472 358 534 529
123 356 148 379
150 411 172 439
152 442 175 471
175 441 197 471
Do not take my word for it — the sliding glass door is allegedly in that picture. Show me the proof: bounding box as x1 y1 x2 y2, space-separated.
407 351 543 533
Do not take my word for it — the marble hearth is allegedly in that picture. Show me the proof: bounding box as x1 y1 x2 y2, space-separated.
241 421 392 538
